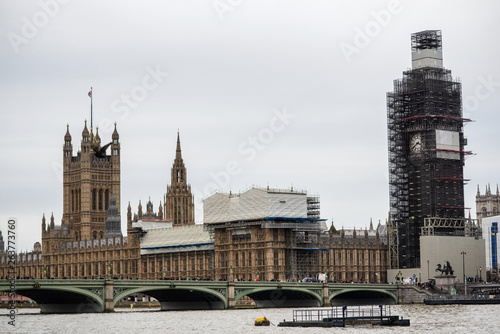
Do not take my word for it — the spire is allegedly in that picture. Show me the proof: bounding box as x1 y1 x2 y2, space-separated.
95 127 101 144
82 119 89 137
158 202 163 220
65 124 71 141
497 184 499 195
369 218 374 231
127 202 132 226
176 130 182 161
330 220 336 232
138 200 143 220
147 197 153 218
112 122 119 140
477 185 480 196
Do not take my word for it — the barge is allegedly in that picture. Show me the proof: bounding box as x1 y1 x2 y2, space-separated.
278 305 410 327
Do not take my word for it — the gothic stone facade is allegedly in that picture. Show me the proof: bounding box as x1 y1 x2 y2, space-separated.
476 184 500 226
0 124 389 283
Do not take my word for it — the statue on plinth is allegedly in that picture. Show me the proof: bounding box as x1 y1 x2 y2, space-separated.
435 261 454 275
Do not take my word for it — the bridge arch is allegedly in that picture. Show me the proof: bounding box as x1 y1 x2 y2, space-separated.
114 286 227 310
330 288 398 305
3 286 104 313
235 287 323 308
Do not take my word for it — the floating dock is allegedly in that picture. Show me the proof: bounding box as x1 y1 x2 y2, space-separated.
425 294 500 305
278 305 410 327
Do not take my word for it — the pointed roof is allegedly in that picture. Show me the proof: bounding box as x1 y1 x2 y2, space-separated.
65 124 71 140
82 120 89 137
369 218 374 231
175 130 182 161
112 122 119 139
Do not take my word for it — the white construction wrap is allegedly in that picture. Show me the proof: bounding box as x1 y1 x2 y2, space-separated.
203 188 308 223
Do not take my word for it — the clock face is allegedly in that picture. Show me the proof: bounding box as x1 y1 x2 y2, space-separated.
410 133 422 153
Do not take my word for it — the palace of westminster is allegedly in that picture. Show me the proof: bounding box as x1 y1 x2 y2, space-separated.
0 120 390 283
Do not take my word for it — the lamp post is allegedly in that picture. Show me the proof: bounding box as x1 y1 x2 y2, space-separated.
476 266 479 282
461 251 467 295
42 265 47 279
106 261 113 280
427 260 430 281
479 266 482 282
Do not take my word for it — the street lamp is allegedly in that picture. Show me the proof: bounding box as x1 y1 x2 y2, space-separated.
476 266 479 282
461 251 467 295
480 266 482 282
106 261 113 280
427 260 430 281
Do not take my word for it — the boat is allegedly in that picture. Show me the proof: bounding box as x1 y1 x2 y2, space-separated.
254 316 270 326
278 305 410 327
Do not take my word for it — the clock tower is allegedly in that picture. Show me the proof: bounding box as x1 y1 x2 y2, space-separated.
387 30 472 269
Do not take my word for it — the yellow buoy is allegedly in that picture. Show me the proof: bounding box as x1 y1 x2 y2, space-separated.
255 317 270 326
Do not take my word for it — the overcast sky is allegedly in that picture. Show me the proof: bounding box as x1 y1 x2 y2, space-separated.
1 1 500 251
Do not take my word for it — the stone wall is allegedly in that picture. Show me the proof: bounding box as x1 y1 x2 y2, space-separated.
398 285 433 304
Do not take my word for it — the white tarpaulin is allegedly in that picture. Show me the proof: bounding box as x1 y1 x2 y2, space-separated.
203 188 308 224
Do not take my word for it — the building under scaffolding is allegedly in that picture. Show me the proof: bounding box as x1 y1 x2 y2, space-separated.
387 30 473 269
203 187 327 281
203 187 389 283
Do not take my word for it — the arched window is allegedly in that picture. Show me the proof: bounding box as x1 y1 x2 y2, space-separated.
93 231 97 239
105 190 109 210
99 231 104 239
99 189 103 211
92 189 97 211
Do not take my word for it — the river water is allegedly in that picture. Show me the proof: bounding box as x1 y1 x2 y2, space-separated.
1 304 500 334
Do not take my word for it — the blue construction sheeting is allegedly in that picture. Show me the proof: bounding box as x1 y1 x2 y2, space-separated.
265 217 326 222
142 242 213 251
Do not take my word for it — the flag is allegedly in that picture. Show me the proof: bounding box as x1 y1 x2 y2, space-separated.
88 91 92 97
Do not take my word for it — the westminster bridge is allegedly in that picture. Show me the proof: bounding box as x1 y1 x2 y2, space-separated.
0 279 400 313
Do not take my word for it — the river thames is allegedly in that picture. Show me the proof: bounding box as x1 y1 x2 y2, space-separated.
1 304 500 334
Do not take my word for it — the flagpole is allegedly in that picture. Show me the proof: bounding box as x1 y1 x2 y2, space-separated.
90 86 93 130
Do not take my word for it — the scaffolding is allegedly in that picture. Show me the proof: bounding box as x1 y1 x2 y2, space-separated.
421 217 481 238
387 31 471 269
307 195 320 219
411 30 442 51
